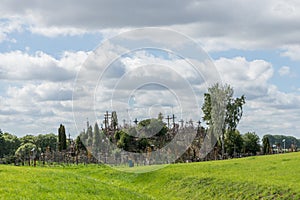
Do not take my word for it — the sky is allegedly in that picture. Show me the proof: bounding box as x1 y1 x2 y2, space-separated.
0 0 300 139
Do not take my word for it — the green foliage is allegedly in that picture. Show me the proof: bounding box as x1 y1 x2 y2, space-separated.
1 153 300 199
75 135 86 152
158 112 164 121
264 134 299 149
202 84 245 132
20 135 36 145
138 138 149 151
0 131 4 158
92 122 102 153
225 130 243 157
116 130 130 150
0 132 21 158
36 133 57 152
86 125 93 147
262 135 271 154
58 124 67 151
111 111 118 130
225 95 246 132
138 118 168 137
202 83 245 158
15 142 37 160
202 93 212 125
243 132 260 155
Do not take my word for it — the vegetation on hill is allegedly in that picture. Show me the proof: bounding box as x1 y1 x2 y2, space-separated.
0 152 299 199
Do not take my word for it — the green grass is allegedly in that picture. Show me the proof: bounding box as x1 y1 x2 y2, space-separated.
1 152 300 199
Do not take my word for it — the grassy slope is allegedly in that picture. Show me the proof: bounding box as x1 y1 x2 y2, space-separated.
1 152 300 200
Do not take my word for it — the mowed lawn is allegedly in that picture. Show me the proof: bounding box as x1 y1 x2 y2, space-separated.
1 152 300 200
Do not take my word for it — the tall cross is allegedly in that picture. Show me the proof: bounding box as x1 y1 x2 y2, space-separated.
165 115 171 128
172 114 176 128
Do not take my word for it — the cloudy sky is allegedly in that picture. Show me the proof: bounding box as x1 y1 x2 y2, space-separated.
0 0 300 139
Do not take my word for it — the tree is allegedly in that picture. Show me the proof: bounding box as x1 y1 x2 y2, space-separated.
243 132 260 155
86 125 93 147
158 112 164 121
262 135 271 154
225 130 243 157
202 83 245 158
15 143 37 163
20 135 36 145
111 111 118 130
36 133 57 152
92 122 102 154
58 124 67 151
264 134 300 150
75 135 86 152
116 130 130 150
2 132 21 158
0 130 4 158
138 118 167 138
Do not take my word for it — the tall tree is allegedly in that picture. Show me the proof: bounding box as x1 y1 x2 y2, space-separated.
58 124 67 151
87 125 93 147
262 135 271 154
202 83 245 158
92 122 102 154
111 111 118 130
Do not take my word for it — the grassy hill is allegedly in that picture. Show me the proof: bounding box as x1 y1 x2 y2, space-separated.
1 152 300 199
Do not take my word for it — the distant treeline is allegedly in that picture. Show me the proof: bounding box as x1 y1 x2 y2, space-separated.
0 127 299 165
264 134 300 148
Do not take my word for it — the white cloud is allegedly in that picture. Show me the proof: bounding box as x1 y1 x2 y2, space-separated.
0 50 89 135
1 1 300 51
278 66 291 76
1 1 300 138
281 45 300 61
0 47 300 138
0 50 88 81
0 17 23 42
215 57 273 99
213 56 300 137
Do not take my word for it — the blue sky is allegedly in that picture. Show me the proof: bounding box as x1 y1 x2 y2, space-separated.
1 0 300 139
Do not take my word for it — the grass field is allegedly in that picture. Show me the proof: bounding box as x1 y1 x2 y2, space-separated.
1 152 300 199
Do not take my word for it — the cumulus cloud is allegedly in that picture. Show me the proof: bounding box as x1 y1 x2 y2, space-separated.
1 1 300 138
0 50 88 81
0 50 88 135
1 0 300 51
212 56 300 137
281 45 300 61
278 66 291 76
0 17 23 42
215 57 273 99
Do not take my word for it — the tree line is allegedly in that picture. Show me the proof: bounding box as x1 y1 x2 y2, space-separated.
1 83 299 164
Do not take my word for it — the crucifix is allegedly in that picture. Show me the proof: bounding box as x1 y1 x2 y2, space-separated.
165 115 171 128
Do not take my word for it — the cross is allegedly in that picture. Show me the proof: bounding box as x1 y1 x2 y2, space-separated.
165 115 171 128
172 114 176 128
133 118 138 125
